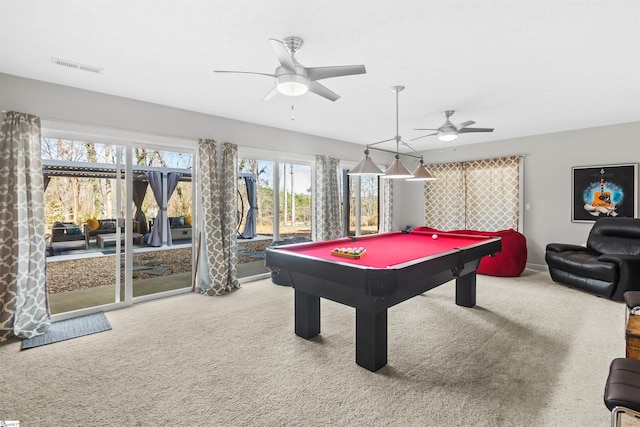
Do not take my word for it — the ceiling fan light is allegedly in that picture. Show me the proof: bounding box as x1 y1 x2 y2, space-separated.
276 74 310 96
407 161 437 181
438 129 458 142
383 157 413 179
348 151 385 176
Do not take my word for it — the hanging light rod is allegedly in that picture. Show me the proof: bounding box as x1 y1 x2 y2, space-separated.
366 145 420 159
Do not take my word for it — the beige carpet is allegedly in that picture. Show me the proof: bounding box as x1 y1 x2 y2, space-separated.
1 270 638 426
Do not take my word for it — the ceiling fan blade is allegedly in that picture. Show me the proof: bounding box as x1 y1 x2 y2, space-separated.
262 87 279 102
308 81 340 102
455 120 475 130
410 133 438 141
306 65 367 81
269 38 297 72
214 70 275 78
413 128 439 131
458 127 494 133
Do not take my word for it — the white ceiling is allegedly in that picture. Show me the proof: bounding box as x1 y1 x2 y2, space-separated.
1 1 639 153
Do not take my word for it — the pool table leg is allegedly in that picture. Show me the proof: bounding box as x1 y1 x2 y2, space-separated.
356 309 387 372
455 271 477 307
295 290 320 339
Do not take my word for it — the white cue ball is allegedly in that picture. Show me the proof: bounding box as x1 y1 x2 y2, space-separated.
432 234 438 239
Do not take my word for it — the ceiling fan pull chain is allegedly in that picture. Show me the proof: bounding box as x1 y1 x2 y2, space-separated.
291 104 295 121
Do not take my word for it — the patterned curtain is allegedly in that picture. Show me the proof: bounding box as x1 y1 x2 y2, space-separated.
379 178 394 232
197 139 239 296
465 157 520 230
424 156 520 231
0 111 50 342
424 162 466 230
313 155 342 241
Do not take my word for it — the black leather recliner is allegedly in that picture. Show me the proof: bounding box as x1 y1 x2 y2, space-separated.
545 217 640 301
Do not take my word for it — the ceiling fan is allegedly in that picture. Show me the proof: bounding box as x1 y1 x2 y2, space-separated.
412 110 494 142
214 36 366 102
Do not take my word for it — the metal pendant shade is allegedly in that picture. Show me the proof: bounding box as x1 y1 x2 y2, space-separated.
349 149 384 176
407 159 436 181
383 155 413 179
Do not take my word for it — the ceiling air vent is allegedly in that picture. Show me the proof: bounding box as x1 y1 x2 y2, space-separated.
51 57 103 74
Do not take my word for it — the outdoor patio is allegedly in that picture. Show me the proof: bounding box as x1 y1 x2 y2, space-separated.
46 236 273 313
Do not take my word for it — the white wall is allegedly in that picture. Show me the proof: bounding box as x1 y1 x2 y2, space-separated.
0 73 378 164
4 73 640 269
394 121 640 268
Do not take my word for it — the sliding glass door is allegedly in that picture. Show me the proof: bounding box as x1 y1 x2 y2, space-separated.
125 146 193 301
236 156 314 279
237 158 274 278
43 137 194 316
43 138 127 314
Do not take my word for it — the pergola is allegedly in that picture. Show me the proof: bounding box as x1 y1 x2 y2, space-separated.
42 159 257 240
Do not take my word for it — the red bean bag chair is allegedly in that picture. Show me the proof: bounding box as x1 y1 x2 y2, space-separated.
413 227 527 277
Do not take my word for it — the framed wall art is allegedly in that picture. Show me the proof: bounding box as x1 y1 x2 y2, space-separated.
572 163 638 222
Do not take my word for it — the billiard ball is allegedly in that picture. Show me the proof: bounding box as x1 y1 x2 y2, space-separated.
432 234 438 239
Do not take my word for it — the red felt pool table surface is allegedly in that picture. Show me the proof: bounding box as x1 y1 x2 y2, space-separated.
277 230 492 268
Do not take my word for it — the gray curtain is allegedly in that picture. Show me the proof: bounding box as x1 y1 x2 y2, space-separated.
146 171 163 246
133 179 149 235
0 111 50 342
197 139 239 296
313 155 342 241
241 175 257 238
164 172 181 246
146 171 182 246
379 178 394 232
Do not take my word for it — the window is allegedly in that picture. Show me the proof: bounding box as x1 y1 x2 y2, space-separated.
42 137 194 315
279 162 312 239
424 156 521 231
341 171 380 236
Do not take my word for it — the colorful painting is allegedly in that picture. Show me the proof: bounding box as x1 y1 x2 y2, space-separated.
572 164 637 222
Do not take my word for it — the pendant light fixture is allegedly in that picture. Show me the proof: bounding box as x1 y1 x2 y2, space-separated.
349 85 436 181
407 158 437 181
381 86 412 179
348 147 385 176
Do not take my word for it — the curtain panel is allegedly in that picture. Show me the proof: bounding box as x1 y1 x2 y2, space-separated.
146 172 182 246
379 178 394 232
313 155 342 241
0 111 50 342
240 175 257 239
146 171 164 246
424 156 520 231
132 180 149 235
197 139 239 296
423 162 466 230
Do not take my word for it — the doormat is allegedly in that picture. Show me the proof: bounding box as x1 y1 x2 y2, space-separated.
21 312 112 350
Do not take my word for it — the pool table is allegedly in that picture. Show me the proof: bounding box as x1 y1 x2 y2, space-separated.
265 230 502 371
